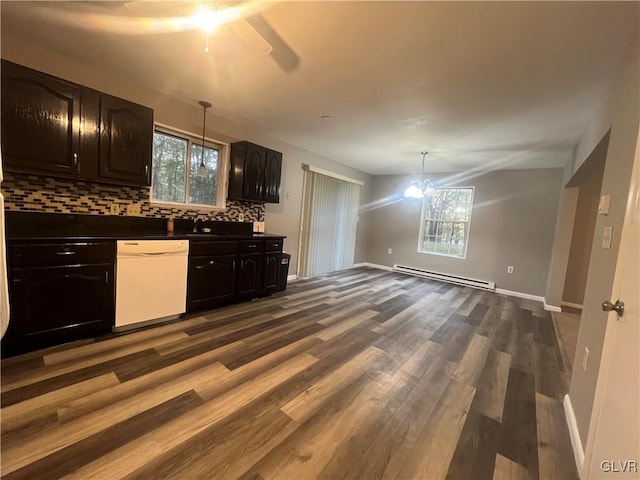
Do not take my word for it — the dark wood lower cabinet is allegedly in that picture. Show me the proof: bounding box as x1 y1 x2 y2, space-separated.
263 252 280 295
186 237 284 314
187 254 236 312
237 253 263 299
2 242 115 357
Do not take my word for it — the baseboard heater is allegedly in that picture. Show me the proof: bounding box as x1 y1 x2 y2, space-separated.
392 264 495 291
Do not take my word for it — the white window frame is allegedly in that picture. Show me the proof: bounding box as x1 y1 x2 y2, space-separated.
149 123 229 210
417 186 475 259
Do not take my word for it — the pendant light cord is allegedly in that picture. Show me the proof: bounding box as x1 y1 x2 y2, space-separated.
198 100 212 176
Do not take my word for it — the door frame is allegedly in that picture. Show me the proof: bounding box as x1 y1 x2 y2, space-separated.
581 129 640 478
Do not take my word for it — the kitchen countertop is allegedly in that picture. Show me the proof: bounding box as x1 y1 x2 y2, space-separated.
5 212 285 242
6 232 285 242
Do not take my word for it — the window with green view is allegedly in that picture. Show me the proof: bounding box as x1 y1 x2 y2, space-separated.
418 187 474 258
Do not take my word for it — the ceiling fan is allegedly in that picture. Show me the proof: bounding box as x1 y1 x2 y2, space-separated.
122 0 300 70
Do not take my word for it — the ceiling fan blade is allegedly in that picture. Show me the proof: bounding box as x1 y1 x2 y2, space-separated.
245 13 300 72
227 16 273 55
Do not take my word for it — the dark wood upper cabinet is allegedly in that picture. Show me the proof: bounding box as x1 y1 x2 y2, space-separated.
99 94 153 185
228 141 282 203
0 61 81 176
264 149 283 203
0 60 153 187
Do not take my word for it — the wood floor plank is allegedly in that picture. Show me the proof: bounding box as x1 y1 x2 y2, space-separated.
452 333 492 386
472 348 512 423
493 453 532 480
498 367 539 479
394 379 476 480
446 411 502 480
281 346 385 422
536 393 579 480
1 372 120 434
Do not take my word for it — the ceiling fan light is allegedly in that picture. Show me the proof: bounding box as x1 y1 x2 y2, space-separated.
194 5 218 33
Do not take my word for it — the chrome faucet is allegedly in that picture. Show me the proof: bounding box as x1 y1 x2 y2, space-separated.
192 214 205 233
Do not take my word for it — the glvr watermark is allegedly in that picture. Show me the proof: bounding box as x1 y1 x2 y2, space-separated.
600 460 638 473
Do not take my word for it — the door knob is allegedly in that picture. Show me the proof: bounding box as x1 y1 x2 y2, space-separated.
602 299 624 317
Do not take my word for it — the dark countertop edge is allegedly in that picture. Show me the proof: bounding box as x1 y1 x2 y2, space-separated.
6 233 286 242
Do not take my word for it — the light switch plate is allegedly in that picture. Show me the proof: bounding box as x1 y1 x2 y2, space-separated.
598 194 611 215
602 226 612 249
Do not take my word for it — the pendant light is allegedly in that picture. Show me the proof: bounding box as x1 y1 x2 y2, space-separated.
403 151 434 198
198 100 212 177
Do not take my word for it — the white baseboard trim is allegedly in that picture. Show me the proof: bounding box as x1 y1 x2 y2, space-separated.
352 262 394 272
561 301 583 310
287 274 299 282
495 288 545 303
563 394 585 478
544 301 562 312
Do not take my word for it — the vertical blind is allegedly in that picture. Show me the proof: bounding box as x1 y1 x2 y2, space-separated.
304 171 361 277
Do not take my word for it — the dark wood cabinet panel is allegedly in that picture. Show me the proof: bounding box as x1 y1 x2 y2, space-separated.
228 141 282 203
0 60 153 187
187 254 236 312
263 149 282 203
263 252 280 295
99 94 153 185
242 143 266 201
1 60 81 176
237 253 262 298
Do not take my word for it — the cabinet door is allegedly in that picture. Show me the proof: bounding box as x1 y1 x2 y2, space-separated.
263 252 280 295
237 253 262 298
3 264 114 355
263 149 282 203
99 94 153 186
1 61 81 176
187 254 236 312
242 143 266 201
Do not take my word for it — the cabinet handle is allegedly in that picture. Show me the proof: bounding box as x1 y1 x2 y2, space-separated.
145 165 149 176
73 153 78 167
232 260 236 270
105 271 109 284
248 244 257 248
56 251 76 255
195 260 217 270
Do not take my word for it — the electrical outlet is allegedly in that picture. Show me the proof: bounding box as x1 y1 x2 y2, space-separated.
583 347 590 371
387 248 392 254
507 265 514 274
110 203 120 216
239 213 245 222
126 204 141 216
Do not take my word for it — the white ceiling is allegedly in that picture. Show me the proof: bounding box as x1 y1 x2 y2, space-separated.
1 1 638 174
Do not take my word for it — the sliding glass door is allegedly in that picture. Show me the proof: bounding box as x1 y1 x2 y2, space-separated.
300 167 361 277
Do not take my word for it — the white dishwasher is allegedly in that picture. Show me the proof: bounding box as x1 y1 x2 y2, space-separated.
115 240 189 328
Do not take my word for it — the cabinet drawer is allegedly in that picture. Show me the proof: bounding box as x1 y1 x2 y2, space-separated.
189 240 238 257
264 239 283 252
239 240 264 253
10 242 115 267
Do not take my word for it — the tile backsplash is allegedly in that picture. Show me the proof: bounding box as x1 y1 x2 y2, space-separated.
1 173 265 222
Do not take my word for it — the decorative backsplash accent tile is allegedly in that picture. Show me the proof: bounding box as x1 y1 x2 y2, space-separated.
1 173 265 222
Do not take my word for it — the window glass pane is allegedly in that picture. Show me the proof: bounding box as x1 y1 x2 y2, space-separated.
420 187 473 257
189 144 219 206
152 132 187 203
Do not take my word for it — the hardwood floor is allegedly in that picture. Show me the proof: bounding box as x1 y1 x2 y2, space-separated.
0 267 578 480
